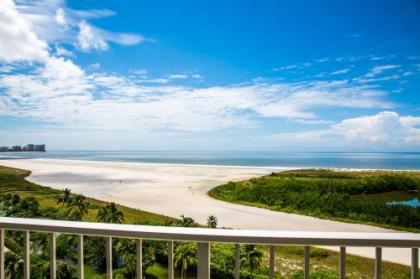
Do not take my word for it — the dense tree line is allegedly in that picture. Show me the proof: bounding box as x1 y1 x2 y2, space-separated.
210 170 420 230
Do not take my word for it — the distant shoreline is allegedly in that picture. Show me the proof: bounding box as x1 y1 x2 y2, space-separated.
1 156 420 172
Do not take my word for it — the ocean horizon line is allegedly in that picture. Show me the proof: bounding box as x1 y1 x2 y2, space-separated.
1 150 420 170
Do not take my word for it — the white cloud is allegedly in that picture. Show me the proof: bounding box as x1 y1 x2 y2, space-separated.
331 111 417 144
55 8 66 25
7 0 151 52
365 65 400 78
191 74 203 79
314 57 329 63
0 0 49 62
330 68 351 75
0 61 395 132
77 21 108 51
42 57 84 80
402 71 413 77
71 9 116 19
104 32 149 46
140 78 169 84
169 74 189 79
168 74 203 80
267 112 420 149
132 69 147 76
54 46 73 56
76 20 150 51
370 55 386 61
274 62 312 71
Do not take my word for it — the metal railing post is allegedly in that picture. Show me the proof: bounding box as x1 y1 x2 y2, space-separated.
136 239 143 279
304 246 310 279
106 237 112 279
23 231 30 279
339 246 346 279
375 247 382 279
77 235 84 279
412 248 418 279
234 244 240 279
197 242 210 279
269 245 275 279
49 233 56 279
168 241 174 279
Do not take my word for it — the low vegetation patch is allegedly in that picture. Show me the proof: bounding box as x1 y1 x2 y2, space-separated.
209 169 420 232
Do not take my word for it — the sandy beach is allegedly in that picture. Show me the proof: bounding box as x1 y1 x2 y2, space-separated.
0 158 417 265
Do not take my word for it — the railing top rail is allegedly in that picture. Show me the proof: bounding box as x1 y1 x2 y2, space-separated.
0 217 419 248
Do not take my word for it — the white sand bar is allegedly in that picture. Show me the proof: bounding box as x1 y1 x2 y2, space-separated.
1 158 418 265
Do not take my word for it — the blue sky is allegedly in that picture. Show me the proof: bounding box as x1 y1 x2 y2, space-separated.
0 0 419 151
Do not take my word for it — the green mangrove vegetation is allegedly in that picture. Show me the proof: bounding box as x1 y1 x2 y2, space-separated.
0 166 417 278
209 169 420 232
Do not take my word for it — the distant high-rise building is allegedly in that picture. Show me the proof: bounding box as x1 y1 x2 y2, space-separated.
34 144 46 152
0 144 45 152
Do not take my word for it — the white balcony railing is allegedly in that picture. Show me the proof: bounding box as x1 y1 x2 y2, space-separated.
0 217 419 279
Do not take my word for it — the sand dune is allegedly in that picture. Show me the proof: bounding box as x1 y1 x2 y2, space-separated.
0 158 417 265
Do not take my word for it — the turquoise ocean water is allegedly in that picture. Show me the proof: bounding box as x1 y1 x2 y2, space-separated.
0 151 420 170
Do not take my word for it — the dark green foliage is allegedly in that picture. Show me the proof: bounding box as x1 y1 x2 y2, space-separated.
57 261 75 279
179 215 197 227
210 170 420 230
0 167 48 193
291 269 339 279
96 202 125 223
66 195 90 220
207 215 218 228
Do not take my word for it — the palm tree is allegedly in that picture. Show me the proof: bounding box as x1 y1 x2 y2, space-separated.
96 202 125 224
57 260 76 279
207 215 218 228
66 195 90 220
243 245 263 275
57 188 72 206
179 215 197 227
31 232 49 257
115 239 136 278
174 243 197 279
5 252 23 279
11 194 20 206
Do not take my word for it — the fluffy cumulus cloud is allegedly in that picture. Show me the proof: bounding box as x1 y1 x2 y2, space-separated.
332 111 419 144
267 112 420 149
0 0 49 62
